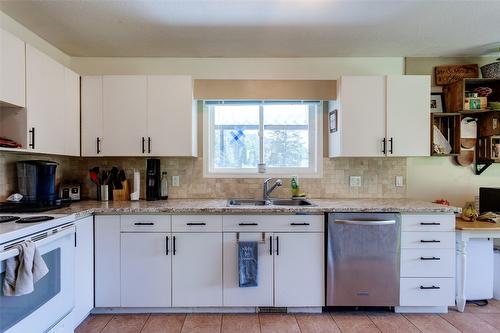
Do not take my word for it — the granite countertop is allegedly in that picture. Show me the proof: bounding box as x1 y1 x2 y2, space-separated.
55 198 460 218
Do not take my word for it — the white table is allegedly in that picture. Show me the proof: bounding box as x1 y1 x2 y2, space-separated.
455 218 500 312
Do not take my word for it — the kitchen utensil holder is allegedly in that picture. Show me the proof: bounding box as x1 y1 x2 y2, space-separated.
100 185 109 201
112 180 130 201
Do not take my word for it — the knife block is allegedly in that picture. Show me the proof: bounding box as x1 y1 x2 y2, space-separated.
112 180 130 201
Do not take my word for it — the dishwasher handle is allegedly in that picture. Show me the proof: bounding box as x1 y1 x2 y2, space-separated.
335 219 396 226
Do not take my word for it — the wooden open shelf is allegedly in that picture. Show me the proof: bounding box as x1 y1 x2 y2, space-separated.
443 78 500 113
431 112 461 156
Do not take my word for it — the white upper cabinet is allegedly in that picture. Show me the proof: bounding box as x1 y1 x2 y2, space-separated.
25 44 80 155
0 28 25 107
103 75 148 156
81 75 196 157
26 44 66 154
330 76 386 157
329 75 431 157
386 75 430 157
64 68 81 156
81 76 103 156
147 75 197 156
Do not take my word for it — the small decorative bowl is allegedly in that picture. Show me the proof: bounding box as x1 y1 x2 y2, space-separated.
474 87 493 97
488 102 500 110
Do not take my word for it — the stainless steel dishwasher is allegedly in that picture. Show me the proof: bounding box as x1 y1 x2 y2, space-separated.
327 212 401 306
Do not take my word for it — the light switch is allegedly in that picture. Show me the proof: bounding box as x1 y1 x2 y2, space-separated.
172 175 180 187
350 176 362 187
395 176 404 187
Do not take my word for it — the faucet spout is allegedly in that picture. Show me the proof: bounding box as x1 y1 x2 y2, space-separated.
263 178 283 201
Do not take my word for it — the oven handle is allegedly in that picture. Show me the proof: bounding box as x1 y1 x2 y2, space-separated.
335 219 396 226
0 225 75 261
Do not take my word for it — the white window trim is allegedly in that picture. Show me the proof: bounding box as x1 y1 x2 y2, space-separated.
203 101 323 178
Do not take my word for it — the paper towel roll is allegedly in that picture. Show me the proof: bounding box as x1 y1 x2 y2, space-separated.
130 169 140 201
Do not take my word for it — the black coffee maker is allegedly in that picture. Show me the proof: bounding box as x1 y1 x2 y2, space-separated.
146 158 161 201
17 160 59 204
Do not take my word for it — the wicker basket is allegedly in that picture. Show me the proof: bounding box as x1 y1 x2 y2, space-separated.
481 61 500 78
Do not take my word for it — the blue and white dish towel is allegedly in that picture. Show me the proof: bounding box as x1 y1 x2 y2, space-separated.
238 241 258 287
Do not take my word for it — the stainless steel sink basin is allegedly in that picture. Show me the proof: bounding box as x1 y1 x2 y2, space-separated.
227 199 267 206
227 198 314 207
270 199 314 206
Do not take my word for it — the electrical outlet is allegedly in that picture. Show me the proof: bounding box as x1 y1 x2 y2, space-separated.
172 175 180 187
395 176 404 187
349 176 362 187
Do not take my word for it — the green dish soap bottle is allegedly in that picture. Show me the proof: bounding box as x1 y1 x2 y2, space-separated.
291 176 300 198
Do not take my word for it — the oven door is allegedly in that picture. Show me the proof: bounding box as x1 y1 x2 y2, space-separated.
0 225 75 333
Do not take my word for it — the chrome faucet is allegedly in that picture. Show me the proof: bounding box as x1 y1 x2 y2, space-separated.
263 178 283 201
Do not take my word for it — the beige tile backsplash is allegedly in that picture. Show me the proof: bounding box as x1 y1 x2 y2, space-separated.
0 152 406 201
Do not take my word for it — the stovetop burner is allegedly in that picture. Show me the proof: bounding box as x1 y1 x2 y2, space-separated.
16 216 55 224
0 216 20 223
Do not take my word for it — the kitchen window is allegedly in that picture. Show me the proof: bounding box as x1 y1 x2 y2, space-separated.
203 100 322 177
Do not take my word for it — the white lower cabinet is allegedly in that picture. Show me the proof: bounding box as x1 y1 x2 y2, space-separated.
222 215 325 308
274 232 324 307
172 233 223 307
397 213 455 312
94 215 121 307
72 217 94 325
121 233 172 307
94 214 324 309
223 232 274 307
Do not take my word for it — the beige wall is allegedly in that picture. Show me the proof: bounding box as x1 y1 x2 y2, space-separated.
0 11 71 67
406 57 500 207
70 57 404 78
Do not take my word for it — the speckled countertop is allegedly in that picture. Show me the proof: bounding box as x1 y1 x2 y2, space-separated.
54 198 460 219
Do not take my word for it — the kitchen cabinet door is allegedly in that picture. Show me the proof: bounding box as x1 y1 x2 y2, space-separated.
81 76 103 156
71 217 94 328
121 233 172 307
147 76 197 156
330 76 386 157
386 75 430 157
64 68 80 156
0 28 25 107
172 232 222 307
274 232 324 307
26 44 65 154
94 215 121 307
102 75 147 156
222 232 274 306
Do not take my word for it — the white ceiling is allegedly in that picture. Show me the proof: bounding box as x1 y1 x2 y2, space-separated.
1 0 499 58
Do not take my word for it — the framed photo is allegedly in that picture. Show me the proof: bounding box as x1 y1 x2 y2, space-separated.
430 93 445 113
329 109 338 133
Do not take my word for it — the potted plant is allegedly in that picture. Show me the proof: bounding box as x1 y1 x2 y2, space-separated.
481 47 500 78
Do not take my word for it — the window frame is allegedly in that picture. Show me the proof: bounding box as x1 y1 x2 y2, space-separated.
203 100 323 178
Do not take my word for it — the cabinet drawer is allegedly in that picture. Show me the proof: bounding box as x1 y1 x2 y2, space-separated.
401 249 455 277
120 215 171 232
400 278 454 306
223 215 324 232
401 214 455 232
401 232 455 249
172 215 222 232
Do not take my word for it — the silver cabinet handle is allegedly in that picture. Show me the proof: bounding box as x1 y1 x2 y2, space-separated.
335 219 396 225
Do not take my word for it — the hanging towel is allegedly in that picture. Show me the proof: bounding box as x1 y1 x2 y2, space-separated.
2 240 49 296
238 241 258 287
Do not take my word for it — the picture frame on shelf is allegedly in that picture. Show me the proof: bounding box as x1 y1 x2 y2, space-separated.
329 109 338 133
431 93 445 113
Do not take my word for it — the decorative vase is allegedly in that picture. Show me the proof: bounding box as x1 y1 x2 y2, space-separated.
481 61 500 78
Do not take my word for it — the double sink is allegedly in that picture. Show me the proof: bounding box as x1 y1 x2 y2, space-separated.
227 198 314 207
